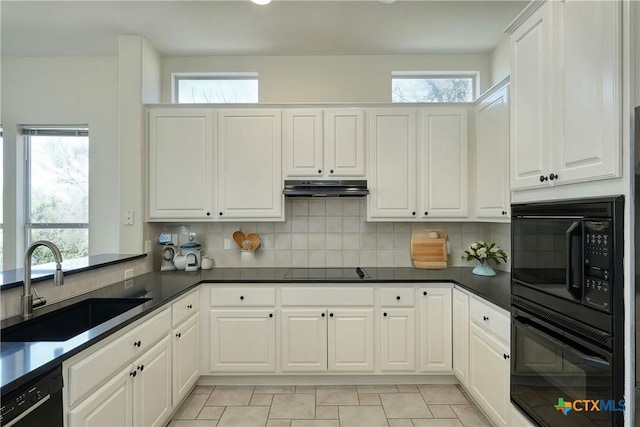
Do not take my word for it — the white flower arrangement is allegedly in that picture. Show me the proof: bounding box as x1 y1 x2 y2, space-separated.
463 241 507 264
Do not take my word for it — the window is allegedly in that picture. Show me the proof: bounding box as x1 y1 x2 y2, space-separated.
0 128 3 270
22 125 89 265
173 73 259 103
392 73 477 103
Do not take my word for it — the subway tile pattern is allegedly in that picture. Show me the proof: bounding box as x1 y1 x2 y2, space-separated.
169 384 491 427
152 199 511 271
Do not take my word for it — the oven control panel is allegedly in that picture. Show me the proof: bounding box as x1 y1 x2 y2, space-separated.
0 367 62 426
584 220 612 312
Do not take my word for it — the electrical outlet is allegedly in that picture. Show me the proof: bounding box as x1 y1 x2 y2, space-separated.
224 238 231 250
124 279 133 289
144 240 151 253
125 210 134 225
124 268 134 279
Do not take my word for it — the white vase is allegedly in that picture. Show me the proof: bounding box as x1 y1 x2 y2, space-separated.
472 260 495 277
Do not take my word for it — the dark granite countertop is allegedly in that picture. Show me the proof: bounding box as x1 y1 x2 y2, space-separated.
0 266 510 395
0 253 147 290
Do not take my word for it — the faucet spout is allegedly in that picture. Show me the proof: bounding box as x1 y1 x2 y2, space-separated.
22 240 64 319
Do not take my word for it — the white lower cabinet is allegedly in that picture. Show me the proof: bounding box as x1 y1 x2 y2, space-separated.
280 308 375 372
419 287 452 372
69 336 171 427
452 288 470 387
380 308 416 372
209 309 276 372
173 313 199 404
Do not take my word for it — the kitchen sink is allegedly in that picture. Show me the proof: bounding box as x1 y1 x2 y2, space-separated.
1 298 152 342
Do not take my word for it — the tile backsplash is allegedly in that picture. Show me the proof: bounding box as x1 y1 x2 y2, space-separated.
151 199 511 272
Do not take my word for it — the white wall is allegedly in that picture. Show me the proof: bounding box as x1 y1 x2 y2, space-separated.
1 56 120 269
161 54 492 103
489 36 510 87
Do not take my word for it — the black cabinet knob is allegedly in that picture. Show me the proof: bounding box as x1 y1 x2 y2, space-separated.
206 212 211 216
549 173 558 181
383 312 388 317
502 211 507 215
412 211 416 216
219 212 223 216
504 354 510 360
329 313 334 317
330 169 334 174
187 304 193 309
318 169 322 174
130 371 137 377
134 340 141 348
423 291 427 296
483 316 489 321
176 332 181 338
396 296 401 300
240 296 244 300
424 212 428 216
321 313 326 317
269 313 273 318
539 175 548 182
138 365 144 372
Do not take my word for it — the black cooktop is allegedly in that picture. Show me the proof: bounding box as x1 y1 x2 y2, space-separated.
284 267 369 280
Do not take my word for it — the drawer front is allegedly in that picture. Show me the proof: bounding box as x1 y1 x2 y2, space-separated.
210 288 276 306
172 289 200 326
380 288 415 306
281 288 374 307
68 307 171 406
469 297 510 343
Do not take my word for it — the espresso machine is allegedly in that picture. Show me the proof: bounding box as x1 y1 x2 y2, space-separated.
159 233 178 271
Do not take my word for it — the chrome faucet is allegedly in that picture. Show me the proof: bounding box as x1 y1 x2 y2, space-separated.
23 240 64 319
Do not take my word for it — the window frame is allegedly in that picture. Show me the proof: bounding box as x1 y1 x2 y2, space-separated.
391 71 479 103
172 72 259 104
22 125 89 257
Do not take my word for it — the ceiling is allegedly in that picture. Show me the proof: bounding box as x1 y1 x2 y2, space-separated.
1 1 528 57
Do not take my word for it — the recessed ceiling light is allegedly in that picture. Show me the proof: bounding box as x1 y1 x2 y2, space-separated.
251 0 272 5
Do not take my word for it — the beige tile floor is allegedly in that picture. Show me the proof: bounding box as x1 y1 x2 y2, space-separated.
168 384 492 427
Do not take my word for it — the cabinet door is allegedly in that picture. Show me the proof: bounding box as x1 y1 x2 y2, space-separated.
420 109 468 218
148 109 214 220
324 109 366 177
217 109 283 219
419 288 452 372
209 309 276 372
69 366 133 427
474 86 510 219
283 109 324 177
173 313 199 405
281 309 328 372
380 308 416 372
134 336 172 427
452 288 470 387
368 108 417 220
553 0 621 184
327 309 374 372
510 2 553 191
469 323 511 427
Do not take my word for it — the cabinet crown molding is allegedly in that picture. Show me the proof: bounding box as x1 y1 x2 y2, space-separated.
504 0 546 34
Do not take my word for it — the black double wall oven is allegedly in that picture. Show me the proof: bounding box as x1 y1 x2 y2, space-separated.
510 196 624 427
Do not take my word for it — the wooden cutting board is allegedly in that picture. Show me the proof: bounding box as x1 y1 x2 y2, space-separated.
411 229 448 269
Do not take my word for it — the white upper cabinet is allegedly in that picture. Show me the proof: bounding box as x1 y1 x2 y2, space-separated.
419 108 468 218
216 109 284 220
367 108 418 220
148 108 214 221
508 0 621 191
474 84 510 219
283 108 365 178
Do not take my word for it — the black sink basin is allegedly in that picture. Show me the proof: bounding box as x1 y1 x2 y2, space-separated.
1 298 152 342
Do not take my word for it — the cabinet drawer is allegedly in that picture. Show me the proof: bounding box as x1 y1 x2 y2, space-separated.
380 288 415 306
281 288 374 306
210 288 276 306
470 298 510 344
67 307 171 406
172 289 199 326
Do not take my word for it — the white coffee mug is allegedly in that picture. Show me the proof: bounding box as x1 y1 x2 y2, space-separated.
201 256 214 270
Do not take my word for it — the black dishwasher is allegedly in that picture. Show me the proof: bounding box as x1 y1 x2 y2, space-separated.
1 365 63 427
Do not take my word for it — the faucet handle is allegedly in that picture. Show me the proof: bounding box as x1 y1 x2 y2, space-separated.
32 288 47 309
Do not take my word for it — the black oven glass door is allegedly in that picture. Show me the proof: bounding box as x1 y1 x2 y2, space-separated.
512 217 583 304
511 316 614 427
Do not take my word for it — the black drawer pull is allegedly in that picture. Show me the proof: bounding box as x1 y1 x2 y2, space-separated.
134 340 141 348
483 316 489 321
383 312 388 317
329 313 334 317
396 296 401 300
130 370 137 377
504 354 510 360
138 365 144 372
321 313 325 317
176 332 181 338
423 291 427 296
269 313 273 318
187 304 193 309
240 296 244 300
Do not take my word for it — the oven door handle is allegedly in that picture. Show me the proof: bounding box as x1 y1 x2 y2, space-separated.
566 221 582 294
514 317 611 371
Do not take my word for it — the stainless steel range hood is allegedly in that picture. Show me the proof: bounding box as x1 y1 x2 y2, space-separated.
283 180 369 197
